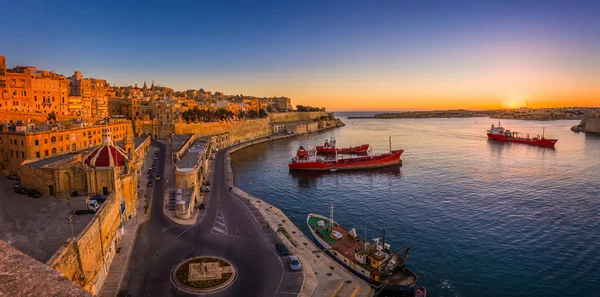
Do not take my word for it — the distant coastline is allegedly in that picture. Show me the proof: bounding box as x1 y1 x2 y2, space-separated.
346 107 600 121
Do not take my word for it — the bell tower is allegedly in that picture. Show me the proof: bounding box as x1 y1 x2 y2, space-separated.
124 128 135 157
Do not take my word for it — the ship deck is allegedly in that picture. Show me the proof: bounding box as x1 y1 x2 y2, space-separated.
308 216 361 261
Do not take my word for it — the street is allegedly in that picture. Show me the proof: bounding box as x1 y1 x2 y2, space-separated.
124 140 302 296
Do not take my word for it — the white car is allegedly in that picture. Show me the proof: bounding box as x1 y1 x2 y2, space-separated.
204 186 210 192
289 255 301 271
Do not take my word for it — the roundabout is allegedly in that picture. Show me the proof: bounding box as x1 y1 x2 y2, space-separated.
171 256 237 294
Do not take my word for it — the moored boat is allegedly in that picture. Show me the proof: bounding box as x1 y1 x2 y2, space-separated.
307 204 418 290
316 139 371 155
487 122 557 147
289 149 403 171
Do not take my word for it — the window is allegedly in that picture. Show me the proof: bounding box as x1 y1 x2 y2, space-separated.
10 150 13 156
34 139 39 145
20 80 25 86
44 139 48 144
36 152 40 158
34 96 37 101
21 152 24 158
44 150 49 156
20 140 23 146
22 90 26 96
52 148 56 155
9 139 12 145
72 144 76 151
59 135 63 141
34 82 37 88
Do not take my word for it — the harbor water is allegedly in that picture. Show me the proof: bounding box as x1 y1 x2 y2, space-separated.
230 113 600 297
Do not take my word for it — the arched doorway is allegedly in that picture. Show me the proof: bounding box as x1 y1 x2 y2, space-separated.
62 172 71 191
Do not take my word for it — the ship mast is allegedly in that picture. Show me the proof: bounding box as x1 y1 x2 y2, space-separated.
389 136 392 152
542 127 545 139
329 202 334 231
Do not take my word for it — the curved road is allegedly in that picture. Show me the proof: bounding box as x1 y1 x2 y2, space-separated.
125 140 303 296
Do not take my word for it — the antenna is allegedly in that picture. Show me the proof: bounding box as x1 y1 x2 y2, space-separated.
389 136 392 152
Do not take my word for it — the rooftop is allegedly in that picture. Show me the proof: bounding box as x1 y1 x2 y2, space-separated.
177 138 208 170
0 240 93 296
171 133 194 152
24 149 93 169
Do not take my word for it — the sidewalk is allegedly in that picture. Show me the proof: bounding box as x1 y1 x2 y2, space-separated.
233 187 372 297
97 147 157 297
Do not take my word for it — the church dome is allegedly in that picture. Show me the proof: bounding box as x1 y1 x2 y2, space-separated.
83 129 129 167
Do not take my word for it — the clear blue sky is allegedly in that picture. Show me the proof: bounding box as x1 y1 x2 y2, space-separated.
1 0 599 109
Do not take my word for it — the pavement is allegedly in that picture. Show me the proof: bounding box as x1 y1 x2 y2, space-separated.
0 178 92 263
98 146 157 297
123 140 294 297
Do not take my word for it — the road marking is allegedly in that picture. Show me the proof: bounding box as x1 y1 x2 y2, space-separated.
215 221 226 227
162 225 174 232
212 226 226 234
275 292 300 295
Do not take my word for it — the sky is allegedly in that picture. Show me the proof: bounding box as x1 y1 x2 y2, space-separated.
1 0 599 111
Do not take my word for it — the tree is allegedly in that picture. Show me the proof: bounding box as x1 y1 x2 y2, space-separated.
259 108 268 118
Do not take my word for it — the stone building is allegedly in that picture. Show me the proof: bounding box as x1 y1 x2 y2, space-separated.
0 120 132 175
69 71 110 117
19 128 149 204
0 56 70 114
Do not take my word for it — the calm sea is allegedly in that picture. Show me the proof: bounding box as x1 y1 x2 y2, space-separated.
230 112 600 297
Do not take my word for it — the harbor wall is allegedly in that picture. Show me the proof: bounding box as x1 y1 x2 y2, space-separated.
268 111 328 123
572 116 600 133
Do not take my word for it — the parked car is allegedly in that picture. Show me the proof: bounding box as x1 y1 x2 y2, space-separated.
289 255 302 271
274 242 290 256
70 191 79 197
147 181 154 187
155 175 161 181
204 186 210 192
7 174 19 180
27 189 42 198
153 155 158 160
205 180 211 186
14 186 28 195
199 203 206 210
14 181 21 188
91 194 106 203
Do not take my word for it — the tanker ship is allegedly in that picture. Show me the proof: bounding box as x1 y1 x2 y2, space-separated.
316 138 371 155
307 204 418 290
487 122 558 147
289 147 403 171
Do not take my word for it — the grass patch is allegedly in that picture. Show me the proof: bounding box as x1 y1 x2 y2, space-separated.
278 226 298 247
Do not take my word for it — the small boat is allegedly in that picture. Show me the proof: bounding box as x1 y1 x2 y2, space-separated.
487 121 558 147
307 204 418 290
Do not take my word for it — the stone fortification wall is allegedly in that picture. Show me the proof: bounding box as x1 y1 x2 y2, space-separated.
47 193 123 295
174 119 271 144
268 111 328 123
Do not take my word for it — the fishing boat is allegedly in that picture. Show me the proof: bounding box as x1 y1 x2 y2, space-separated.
290 137 402 171
316 139 371 155
307 204 418 290
487 121 558 147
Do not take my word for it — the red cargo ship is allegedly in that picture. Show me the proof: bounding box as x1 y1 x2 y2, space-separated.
487 122 558 147
290 142 403 171
316 139 371 155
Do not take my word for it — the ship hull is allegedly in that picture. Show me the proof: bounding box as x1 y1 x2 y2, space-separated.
487 133 557 147
290 150 403 171
306 214 416 291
